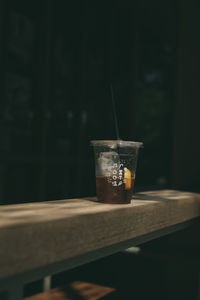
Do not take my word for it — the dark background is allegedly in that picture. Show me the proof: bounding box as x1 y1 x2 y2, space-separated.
0 0 199 205
1 0 195 204
1 1 200 299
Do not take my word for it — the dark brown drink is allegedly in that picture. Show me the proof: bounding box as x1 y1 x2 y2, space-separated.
96 176 135 204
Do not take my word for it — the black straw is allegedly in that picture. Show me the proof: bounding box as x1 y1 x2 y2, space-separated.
110 84 120 140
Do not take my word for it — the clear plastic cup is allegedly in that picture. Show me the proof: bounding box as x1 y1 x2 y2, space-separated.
91 140 143 204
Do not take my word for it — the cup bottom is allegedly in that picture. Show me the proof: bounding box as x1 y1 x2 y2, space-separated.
96 176 134 204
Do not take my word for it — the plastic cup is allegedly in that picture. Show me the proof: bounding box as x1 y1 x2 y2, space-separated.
91 140 143 204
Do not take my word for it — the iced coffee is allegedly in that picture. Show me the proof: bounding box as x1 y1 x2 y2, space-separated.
91 140 142 204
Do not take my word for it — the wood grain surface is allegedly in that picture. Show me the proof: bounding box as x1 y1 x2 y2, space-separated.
0 190 200 280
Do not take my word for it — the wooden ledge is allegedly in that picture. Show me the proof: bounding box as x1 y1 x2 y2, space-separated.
0 190 200 281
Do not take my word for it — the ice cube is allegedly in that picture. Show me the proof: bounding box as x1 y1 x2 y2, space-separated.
98 151 120 176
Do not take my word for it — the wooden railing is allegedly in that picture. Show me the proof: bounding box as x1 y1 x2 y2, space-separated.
0 190 200 299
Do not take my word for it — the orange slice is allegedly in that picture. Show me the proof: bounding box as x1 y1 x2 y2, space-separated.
124 168 131 190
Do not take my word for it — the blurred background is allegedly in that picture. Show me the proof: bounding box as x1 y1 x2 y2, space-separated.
0 0 199 204
1 1 200 299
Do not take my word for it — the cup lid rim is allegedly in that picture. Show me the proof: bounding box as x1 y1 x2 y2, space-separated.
90 140 143 147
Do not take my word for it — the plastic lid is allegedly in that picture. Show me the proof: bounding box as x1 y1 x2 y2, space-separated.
90 140 143 148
